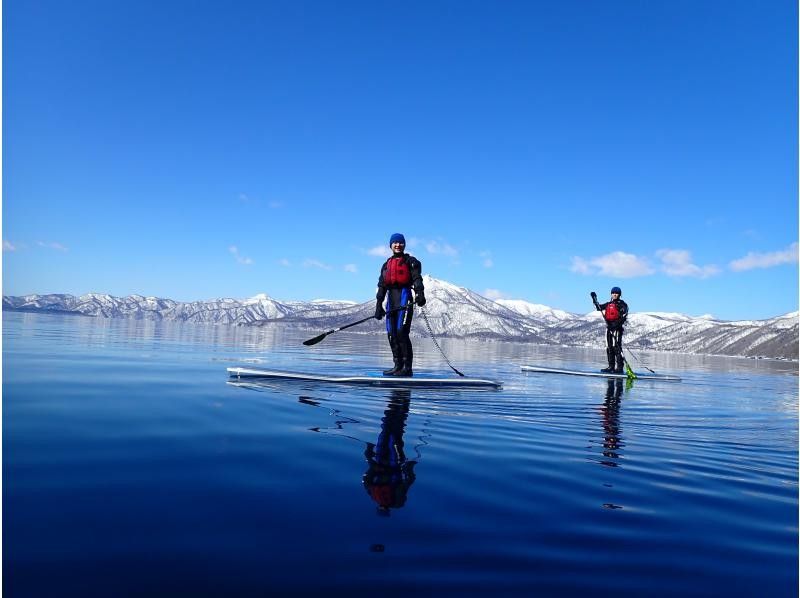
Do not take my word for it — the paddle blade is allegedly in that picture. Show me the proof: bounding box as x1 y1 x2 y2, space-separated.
302 332 329 346
625 362 637 380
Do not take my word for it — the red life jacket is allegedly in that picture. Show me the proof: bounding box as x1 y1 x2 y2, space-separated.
384 256 411 286
370 484 394 508
605 302 620 321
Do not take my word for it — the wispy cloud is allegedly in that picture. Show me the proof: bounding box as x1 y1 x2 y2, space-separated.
303 259 332 270
37 241 68 252
278 258 291 267
570 251 654 278
344 263 358 274
656 249 719 278
238 194 283 209
3 240 18 252
425 240 458 257
729 242 799 271
479 251 493 268
229 246 254 265
367 245 390 257
483 288 506 300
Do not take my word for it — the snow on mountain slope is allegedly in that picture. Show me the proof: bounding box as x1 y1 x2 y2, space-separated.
4 280 797 359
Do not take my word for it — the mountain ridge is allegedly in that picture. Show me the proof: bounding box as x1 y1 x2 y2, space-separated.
4 275 797 360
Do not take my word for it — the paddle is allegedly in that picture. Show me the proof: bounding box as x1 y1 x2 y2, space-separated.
302 303 410 346
623 357 637 380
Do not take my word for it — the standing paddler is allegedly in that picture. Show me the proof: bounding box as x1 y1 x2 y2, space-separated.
375 233 426 377
591 286 629 373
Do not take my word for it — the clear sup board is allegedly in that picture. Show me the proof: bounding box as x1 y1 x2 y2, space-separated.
228 367 503 388
520 365 681 382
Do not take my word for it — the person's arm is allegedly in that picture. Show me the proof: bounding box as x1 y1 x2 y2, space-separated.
375 263 387 319
619 300 629 323
590 291 602 311
408 257 426 306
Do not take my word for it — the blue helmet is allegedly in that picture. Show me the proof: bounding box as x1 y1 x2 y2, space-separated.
389 233 406 246
611 286 622 295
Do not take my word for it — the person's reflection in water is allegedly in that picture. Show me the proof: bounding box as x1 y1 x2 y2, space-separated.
363 389 417 516
599 378 625 467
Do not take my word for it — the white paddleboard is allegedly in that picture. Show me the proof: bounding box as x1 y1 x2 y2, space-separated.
521 365 681 382
227 367 503 388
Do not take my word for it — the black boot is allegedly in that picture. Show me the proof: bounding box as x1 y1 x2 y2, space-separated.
383 358 402 376
395 358 413 377
395 344 413 377
383 340 402 376
613 353 625 374
601 348 615 373
394 344 413 377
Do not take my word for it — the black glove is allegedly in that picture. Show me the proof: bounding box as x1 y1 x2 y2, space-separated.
415 292 426 307
375 302 386 320
590 291 597 300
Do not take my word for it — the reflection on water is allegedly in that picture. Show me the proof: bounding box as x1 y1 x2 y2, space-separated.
5 311 799 596
294 388 422 515
599 378 625 467
7 312 797 379
363 390 417 516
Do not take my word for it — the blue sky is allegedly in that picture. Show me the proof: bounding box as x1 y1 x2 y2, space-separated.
4 0 797 320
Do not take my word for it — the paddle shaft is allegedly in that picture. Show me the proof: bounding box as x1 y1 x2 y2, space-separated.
303 303 410 346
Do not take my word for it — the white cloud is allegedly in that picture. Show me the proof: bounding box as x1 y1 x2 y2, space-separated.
570 256 592 275
656 249 719 278
367 245 390 257
268 201 283 209
229 246 254 265
570 251 654 278
37 241 68 252
303 259 332 270
3 240 17 252
344 264 358 273
479 251 493 268
425 240 458 257
483 288 506 300
729 242 799 271
278 258 291 267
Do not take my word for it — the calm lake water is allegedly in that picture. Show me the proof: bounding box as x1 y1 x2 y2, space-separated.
3 311 798 596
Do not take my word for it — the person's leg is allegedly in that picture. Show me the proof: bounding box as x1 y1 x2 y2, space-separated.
383 332 403 375
394 289 414 376
383 291 403 375
398 337 413 376
602 329 615 372
611 329 624 373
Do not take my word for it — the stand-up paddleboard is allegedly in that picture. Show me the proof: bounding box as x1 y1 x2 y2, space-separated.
520 365 681 382
227 367 503 388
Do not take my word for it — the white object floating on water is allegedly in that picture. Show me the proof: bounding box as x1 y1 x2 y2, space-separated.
227 367 503 388
520 364 681 382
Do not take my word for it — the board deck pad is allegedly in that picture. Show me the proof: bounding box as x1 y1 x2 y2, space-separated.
520 365 681 381
227 367 503 388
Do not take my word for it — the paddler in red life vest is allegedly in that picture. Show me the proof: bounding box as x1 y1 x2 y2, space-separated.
374 233 426 377
590 286 629 373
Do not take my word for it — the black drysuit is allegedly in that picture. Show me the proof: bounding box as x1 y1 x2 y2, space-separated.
376 253 424 374
595 298 629 371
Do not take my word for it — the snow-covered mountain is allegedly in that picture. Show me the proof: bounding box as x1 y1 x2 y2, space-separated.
4 277 797 360
495 299 574 323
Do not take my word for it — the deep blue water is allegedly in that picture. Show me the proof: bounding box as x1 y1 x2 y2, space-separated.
3 311 798 596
